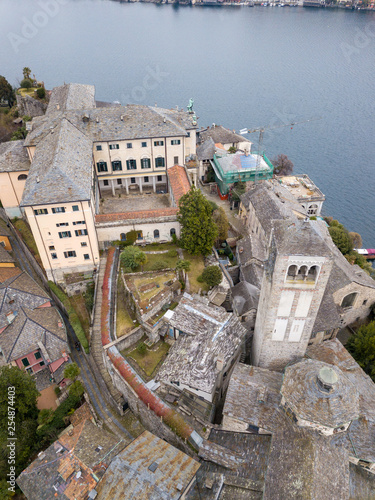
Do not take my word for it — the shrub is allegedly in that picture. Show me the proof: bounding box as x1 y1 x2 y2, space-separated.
208 200 219 213
197 275 204 283
137 342 147 356
54 386 61 396
120 246 147 270
20 79 32 89
22 115 31 122
150 260 168 270
36 87 46 99
126 230 138 244
167 249 178 257
171 233 178 244
68 380 85 398
201 265 223 288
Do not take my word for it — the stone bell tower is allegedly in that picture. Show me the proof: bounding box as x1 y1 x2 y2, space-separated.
252 219 333 371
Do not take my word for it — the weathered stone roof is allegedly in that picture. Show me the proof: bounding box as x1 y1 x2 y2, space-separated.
0 140 30 172
237 234 267 265
157 295 247 395
46 83 96 115
196 137 216 161
95 430 200 500
0 244 15 263
21 118 93 206
281 359 360 428
240 261 264 289
26 104 197 147
231 281 260 316
199 125 250 146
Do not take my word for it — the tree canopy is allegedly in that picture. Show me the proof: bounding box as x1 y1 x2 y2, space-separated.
347 322 375 381
213 207 230 244
177 186 218 256
200 265 223 288
0 75 15 108
120 246 147 270
272 154 294 176
64 363 80 381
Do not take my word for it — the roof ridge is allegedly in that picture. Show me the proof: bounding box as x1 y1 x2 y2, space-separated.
6 309 28 362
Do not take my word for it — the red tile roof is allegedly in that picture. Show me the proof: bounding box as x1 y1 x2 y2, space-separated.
95 207 178 224
168 165 191 204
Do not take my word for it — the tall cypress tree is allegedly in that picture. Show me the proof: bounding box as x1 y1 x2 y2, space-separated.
177 186 218 256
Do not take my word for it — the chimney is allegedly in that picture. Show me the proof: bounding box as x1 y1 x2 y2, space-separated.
36 176 40 183
216 356 224 372
82 113 90 122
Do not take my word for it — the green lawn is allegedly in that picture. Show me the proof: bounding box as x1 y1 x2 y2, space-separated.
142 252 179 271
182 251 208 293
123 339 170 378
17 87 38 97
116 277 137 337
142 242 178 252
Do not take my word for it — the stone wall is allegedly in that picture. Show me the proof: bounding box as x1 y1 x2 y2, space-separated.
333 282 375 326
104 327 144 352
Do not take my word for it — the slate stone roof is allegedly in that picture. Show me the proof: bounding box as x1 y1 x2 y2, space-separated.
281 359 360 428
26 104 197 147
0 306 68 363
240 261 264 289
46 83 96 115
21 118 93 206
0 140 30 172
0 271 49 329
0 244 15 264
231 281 260 316
187 429 271 500
196 137 216 161
0 223 11 237
95 430 200 500
17 418 126 500
199 125 250 146
167 164 191 204
157 294 247 396
237 235 267 265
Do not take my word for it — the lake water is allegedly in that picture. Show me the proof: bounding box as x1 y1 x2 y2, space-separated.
1 0 374 245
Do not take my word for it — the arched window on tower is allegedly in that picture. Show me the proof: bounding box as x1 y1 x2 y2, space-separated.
341 293 357 309
287 265 298 279
297 265 308 280
307 204 318 215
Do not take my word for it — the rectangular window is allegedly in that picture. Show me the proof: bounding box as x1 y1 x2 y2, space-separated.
49 245 55 251
34 209 48 215
56 223 69 227
174 156 179 165
155 157 165 168
34 351 42 360
84 254 90 260
157 175 162 182
96 145 102 151
81 242 87 247
141 158 151 169
109 144 119 150
117 178 122 185
171 139 181 145
64 251 76 258
97 161 108 172
144 176 149 183
21 357 30 367
131 177 136 184
52 207 65 213
73 221 85 225
58 231 71 238
51 253 58 259
154 140 164 146
141 142 147 148
187 132 190 137
72 205 79 212
103 180 109 186
126 159 137 170
112 160 122 171
75 229 88 236
126 143 132 149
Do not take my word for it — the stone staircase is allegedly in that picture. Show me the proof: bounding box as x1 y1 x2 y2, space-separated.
90 256 124 409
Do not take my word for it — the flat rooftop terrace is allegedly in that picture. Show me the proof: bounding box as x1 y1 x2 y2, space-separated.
100 192 171 215
278 174 325 200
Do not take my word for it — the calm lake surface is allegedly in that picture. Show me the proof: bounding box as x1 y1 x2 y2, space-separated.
1 0 374 245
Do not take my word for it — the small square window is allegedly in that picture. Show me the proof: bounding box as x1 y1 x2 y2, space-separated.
96 145 102 151
84 254 90 260
49 245 55 251
187 132 190 137
34 351 42 360
103 180 109 186
51 253 58 259
157 175 162 182
117 178 122 185
144 176 149 183
81 242 88 247
39 361 45 367
127 143 132 149
21 358 30 367
141 142 147 148
131 178 136 184
72 205 79 211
